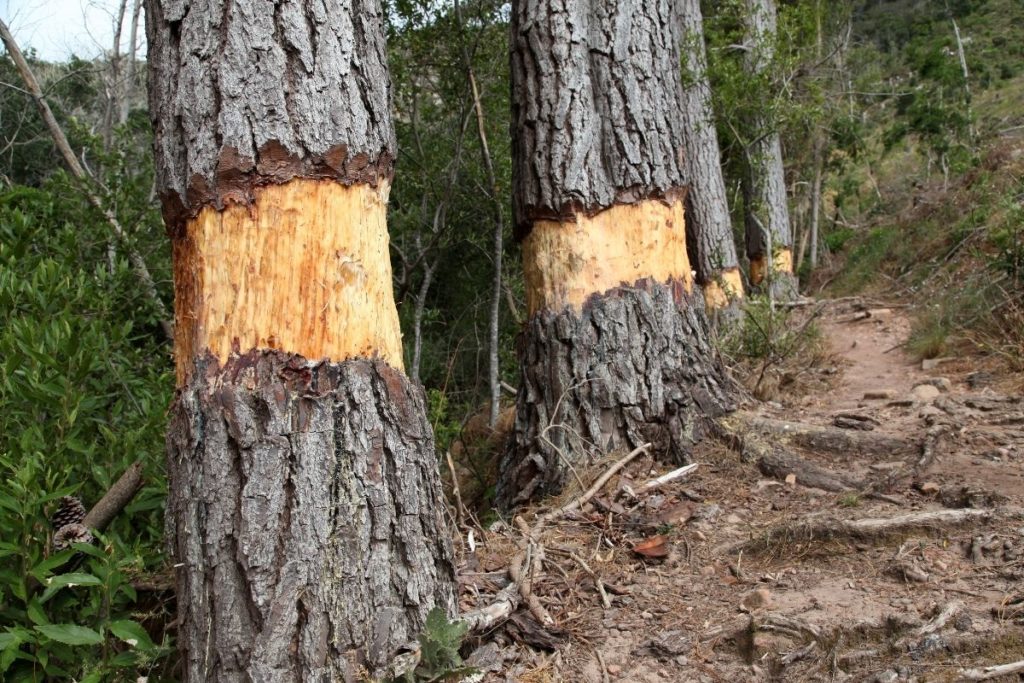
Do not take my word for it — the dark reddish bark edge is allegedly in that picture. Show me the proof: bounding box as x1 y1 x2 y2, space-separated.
167 349 455 681
513 185 690 242
160 144 394 238
497 278 736 510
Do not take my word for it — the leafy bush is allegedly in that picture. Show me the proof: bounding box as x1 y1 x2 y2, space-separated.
0 183 173 680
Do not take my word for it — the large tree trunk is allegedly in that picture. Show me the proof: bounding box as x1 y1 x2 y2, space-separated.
498 0 735 509
680 0 744 313
146 0 455 679
742 0 797 300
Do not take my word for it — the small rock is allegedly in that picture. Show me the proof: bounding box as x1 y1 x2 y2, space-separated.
911 384 941 401
919 482 940 495
740 588 772 612
967 371 994 389
864 390 896 400
921 357 954 371
888 398 916 407
916 378 952 393
607 664 621 675
873 670 899 683
785 473 797 486
725 513 743 524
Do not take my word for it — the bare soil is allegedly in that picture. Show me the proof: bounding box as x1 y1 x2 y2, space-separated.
455 299 1024 683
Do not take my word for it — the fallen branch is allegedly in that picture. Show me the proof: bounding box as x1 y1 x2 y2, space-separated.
551 546 611 609
959 660 1024 680
82 461 145 532
0 19 172 340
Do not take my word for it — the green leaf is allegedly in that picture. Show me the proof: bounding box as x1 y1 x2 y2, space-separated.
40 572 102 602
107 620 154 650
25 599 48 626
35 624 103 646
0 632 20 650
29 549 75 581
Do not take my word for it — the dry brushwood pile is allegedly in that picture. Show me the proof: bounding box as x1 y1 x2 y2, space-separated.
447 300 1024 683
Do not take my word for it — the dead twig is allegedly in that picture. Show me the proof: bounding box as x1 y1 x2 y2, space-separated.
462 443 652 633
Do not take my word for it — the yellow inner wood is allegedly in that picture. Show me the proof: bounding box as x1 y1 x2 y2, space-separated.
749 248 793 286
521 200 694 316
173 179 403 384
703 267 745 309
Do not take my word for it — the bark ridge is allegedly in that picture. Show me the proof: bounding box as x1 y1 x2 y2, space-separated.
167 352 455 681
497 279 735 509
146 0 395 230
510 0 688 237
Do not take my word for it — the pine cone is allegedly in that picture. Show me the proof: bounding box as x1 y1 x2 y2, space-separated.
51 496 87 530
52 523 94 551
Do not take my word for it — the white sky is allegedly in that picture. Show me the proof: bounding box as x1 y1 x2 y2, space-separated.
1 0 143 62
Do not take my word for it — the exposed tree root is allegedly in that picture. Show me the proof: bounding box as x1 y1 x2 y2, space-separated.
959 659 1024 680
720 412 914 458
730 508 1024 554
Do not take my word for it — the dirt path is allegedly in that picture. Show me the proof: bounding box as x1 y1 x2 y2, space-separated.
460 300 1024 683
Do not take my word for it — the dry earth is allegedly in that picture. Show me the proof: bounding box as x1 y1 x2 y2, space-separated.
454 299 1024 683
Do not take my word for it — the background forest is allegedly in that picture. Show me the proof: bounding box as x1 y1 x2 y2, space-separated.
0 0 1022 679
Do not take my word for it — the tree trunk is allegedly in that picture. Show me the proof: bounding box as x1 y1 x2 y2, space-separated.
742 0 797 300
499 0 735 509
146 0 455 679
680 0 743 313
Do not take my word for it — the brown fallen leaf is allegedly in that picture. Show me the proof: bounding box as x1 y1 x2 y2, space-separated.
632 534 670 558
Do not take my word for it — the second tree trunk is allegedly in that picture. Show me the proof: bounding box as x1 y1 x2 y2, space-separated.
498 0 735 509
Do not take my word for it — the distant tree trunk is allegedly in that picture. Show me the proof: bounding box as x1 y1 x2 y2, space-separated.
742 0 797 299
146 0 455 679
809 132 824 269
680 0 743 313
119 0 142 125
498 0 736 509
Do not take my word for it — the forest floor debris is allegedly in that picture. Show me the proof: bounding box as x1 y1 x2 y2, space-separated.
450 299 1024 682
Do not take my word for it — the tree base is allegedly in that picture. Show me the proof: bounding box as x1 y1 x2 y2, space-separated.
497 278 736 509
167 351 455 681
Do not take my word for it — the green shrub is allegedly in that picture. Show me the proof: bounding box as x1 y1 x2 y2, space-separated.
0 184 173 680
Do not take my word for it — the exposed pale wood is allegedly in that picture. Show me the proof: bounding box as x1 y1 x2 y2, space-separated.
521 200 693 315
703 267 745 310
173 179 403 383
749 248 794 287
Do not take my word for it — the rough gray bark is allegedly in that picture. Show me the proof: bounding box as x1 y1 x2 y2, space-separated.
741 0 797 298
145 0 396 232
168 353 455 681
509 0 688 236
679 0 740 287
497 279 735 509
